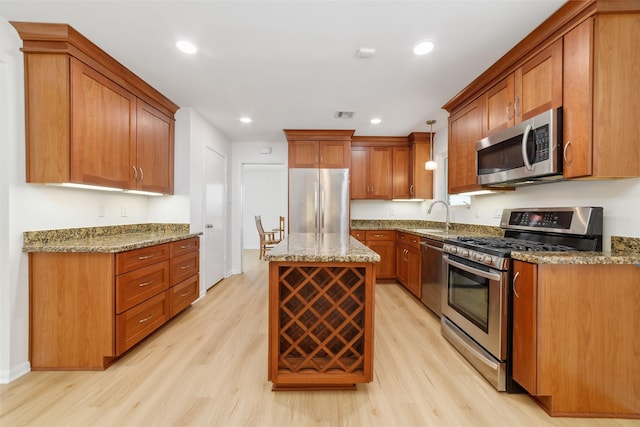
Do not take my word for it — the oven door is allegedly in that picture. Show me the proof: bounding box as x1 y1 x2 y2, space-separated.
441 254 508 360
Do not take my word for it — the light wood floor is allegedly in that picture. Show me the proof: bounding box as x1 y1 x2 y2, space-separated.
1 257 636 427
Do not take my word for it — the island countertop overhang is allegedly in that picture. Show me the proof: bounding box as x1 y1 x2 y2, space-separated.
263 233 381 263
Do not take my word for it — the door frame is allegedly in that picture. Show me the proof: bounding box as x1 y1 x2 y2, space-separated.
240 162 287 272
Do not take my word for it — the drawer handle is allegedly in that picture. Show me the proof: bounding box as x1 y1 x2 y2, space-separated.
180 291 191 297
180 265 191 270
374 234 383 237
138 314 153 323
138 254 154 260
513 272 520 298
138 280 154 287
180 244 192 249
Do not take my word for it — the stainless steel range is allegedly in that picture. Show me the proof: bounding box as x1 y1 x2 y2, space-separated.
440 206 603 392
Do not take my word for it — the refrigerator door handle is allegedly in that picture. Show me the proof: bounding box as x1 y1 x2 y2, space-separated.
320 187 325 233
314 186 319 231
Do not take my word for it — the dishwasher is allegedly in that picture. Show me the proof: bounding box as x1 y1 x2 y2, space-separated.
420 238 444 317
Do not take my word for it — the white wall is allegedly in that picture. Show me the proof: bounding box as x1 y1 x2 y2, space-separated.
242 165 287 249
174 108 233 290
231 140 288 273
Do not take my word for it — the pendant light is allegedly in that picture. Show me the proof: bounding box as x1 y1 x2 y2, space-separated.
425 119 437 170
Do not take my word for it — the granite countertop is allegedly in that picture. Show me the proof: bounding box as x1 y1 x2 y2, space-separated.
23 223 200 253
264 233 381 263
351 219 503 242
511 251 640 265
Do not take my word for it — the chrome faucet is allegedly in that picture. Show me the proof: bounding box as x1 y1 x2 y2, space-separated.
427 200 450 233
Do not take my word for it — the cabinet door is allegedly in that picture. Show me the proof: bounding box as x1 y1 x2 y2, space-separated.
367 240 396 279
392 147 411 199
405 245 421 298
368 147 392 199
395 244 408 286
350 148 368 199
412 141 433 199
319 141 350 168
512 260 538 394
484 74 514 136
136 100 174 194
515 39 563 122
288 141 319 168
70 58 136 189
448 98 484 194
563 18 592 179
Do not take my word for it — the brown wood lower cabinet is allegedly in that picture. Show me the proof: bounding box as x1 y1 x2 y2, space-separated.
512 260 640 418
351 230 396 280
395 232 422 298
29 236 199 370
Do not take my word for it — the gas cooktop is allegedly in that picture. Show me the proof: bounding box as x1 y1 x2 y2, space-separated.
450 236 577 256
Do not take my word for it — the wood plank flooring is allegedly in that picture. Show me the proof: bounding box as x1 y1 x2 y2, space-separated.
1 255 636 426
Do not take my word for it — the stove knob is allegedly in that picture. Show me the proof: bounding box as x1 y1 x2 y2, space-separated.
473 253 483 262
448 246 457 255
483 255 494 265
460 249 469 257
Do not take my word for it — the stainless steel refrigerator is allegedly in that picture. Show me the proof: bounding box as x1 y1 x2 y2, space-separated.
288 168 349 234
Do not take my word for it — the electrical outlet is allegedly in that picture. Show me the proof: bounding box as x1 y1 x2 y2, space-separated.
389 208 395 217
98 205 106 217
121 205 128 217
493 208 502 218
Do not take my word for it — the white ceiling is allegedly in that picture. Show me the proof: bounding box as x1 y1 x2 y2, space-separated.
0 0 566 141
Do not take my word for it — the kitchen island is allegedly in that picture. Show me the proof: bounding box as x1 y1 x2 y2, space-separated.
264 233 380 391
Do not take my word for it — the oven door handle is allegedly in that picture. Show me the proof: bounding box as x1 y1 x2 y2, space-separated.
443 254 502 282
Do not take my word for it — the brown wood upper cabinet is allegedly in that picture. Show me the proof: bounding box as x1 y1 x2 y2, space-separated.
563 14 640 179
484 40 562 136
409 132 434 199
444 1 640 193
12 22 178 194
448 98 484 195
350 146 392 199
284 130 354 168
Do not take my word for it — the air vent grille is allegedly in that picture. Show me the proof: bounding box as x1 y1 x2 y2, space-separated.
334 111 355 119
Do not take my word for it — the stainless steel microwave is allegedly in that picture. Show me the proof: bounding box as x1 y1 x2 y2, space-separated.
476 108 563 187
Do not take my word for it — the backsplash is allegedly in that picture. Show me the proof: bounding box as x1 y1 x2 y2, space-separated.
350 219 503 236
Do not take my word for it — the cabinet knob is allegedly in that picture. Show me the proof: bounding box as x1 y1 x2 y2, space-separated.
206 224 214 229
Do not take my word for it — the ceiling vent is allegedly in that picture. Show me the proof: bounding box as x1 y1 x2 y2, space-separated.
334 111 355 119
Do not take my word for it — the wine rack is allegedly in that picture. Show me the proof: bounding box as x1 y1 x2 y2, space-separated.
268 262 375 390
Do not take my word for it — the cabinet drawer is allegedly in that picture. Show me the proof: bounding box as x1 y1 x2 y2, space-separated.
405 233 422 248
365 230 394 241
350 230 366 242
116 244 169 274
116 261 170 314
170 251 199 285
170 275 199 318
115 291 169 355
170 237 199 258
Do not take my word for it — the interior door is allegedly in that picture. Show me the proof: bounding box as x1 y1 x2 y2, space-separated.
204 147 226 290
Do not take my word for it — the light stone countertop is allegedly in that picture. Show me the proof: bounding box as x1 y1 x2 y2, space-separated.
511 251 640 265
264 233 380 263
22 223 200 253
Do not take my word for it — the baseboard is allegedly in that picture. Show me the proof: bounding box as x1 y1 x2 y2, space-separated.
0 361 30 384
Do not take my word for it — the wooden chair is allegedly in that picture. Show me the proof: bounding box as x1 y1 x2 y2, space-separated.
274 216 285 240
255 215 282 259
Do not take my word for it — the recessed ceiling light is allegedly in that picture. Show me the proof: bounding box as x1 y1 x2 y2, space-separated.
176 40 197 54
413 41 434 55
370 118 382 124
240 117 252 123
